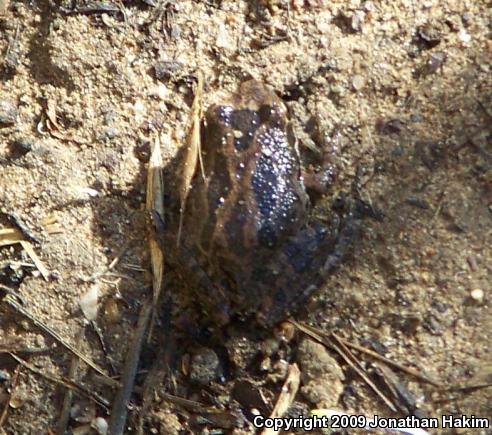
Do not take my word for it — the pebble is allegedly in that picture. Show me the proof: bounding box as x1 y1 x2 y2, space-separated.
10 137 34 158
470 288 484 303
458 29 471 43
352 74 366 90
297 338 344 407
189 347 222 385
0 101 17 125
93 417 108 435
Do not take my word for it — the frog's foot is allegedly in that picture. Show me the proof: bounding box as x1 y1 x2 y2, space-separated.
302 168 336 197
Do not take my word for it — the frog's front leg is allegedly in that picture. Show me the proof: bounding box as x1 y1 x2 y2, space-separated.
170 243 231 326
302 126 342 198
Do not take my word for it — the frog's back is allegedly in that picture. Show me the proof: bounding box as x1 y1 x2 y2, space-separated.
189 80 308 262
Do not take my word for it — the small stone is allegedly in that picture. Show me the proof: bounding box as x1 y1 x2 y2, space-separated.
149 84 169 100
215 23 235 51
225 334 257 371
0 101 17 125
297 338 344 407
417 22 443 48
458 29 471 43
461 12 472 26
154 61 182 80
351 10 365 32
102 127 119 140
93 417 108 435
154 409 182 435
0 370 11 383
9 137 33 158
189 347 222 385
352 74 366 90
470 288 484 303
330 84 344 94
49 270 62 281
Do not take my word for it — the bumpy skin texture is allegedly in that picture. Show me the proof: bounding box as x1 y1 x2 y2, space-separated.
172 80 353 327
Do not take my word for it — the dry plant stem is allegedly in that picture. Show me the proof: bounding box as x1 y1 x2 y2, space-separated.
332 333 440 387
291 320 397 412
81 241 130 283
0 284 26 304
177 70 204 246
0 364 20 429
56 330 84 435
146 135 165 340
9 353 109 409
261 363 301 435
0 227 24 246
3 295 109 379
135 300 175 435
0 346 50 354
108 297 153 435
446 382 492 392
19 240 50 281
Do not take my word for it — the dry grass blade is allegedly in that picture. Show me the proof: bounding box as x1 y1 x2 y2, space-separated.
108 297 153 435
372 362 425 416
56 330 84 435
19 241 50 281
9 353 109 409
177 71 204 246
3 295 110 379
290 320 397 412
0 227 24 246
0 227 50 281
333 333 440 387
146 135 165 338
261 363 301 435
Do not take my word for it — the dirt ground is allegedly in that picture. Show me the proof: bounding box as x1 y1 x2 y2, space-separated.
0 0 491 434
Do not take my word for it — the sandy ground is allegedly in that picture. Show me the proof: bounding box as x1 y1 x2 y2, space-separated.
0 0 491 434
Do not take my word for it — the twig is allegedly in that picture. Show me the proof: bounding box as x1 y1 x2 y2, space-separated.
290 321 397 412
0 346 51 354
56 330 84 435
9 353 109 409
3 295 110 379
334 333 440 387
261 363 301 435
20 240 50 281
0 227 24 246
428 191 445 228
108 297 153 435
0 284 26 304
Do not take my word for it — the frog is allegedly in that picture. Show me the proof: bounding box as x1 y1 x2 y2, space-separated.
164 79 357 328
